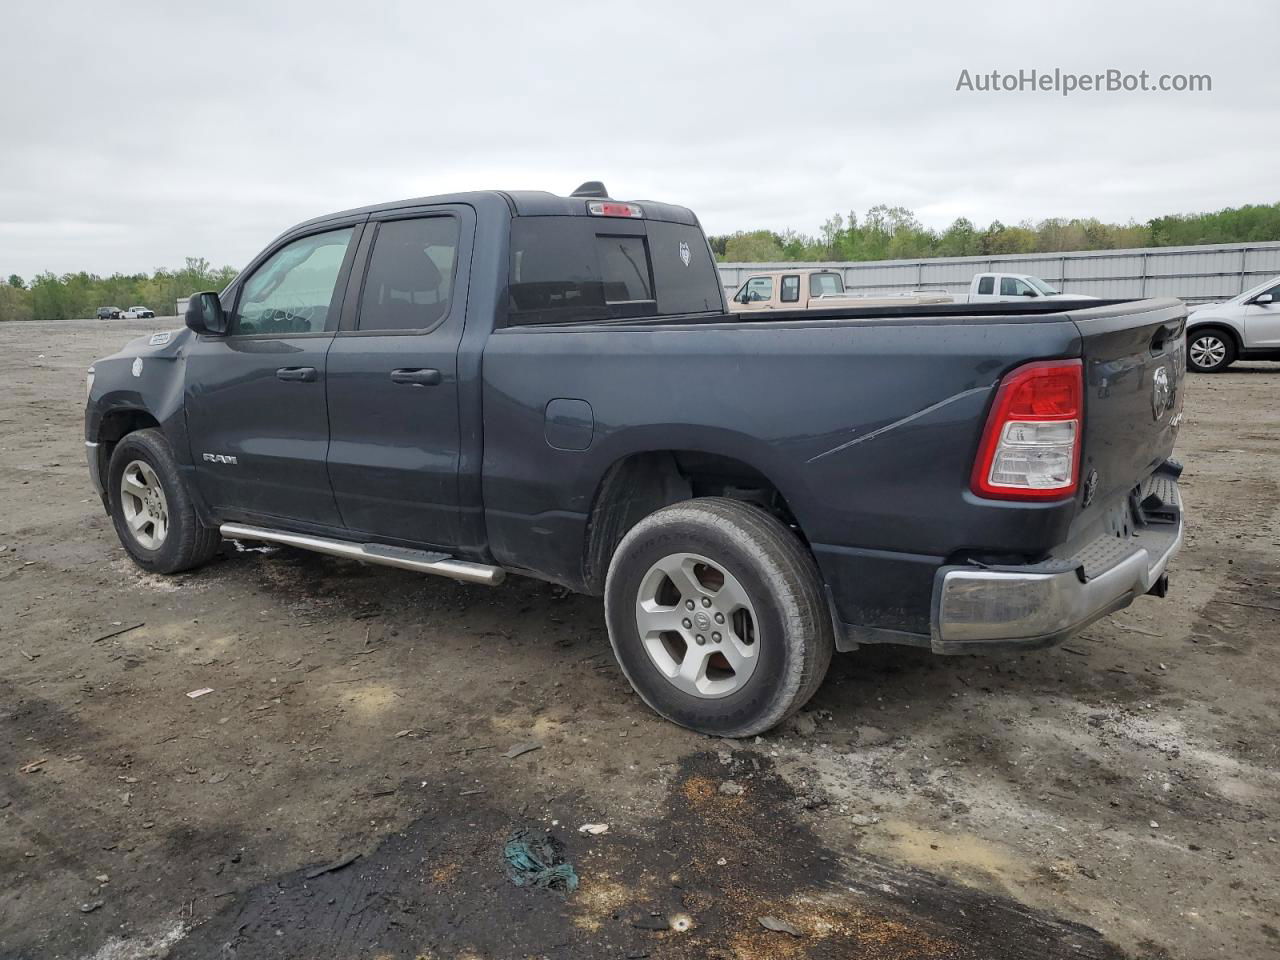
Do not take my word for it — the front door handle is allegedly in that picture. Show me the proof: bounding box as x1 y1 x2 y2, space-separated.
390 368 442 387
276 366 318 382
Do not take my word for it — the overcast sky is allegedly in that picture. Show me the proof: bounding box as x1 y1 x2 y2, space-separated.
2 0 1276 277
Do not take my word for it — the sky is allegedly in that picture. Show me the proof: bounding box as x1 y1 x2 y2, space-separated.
2 0 1277 277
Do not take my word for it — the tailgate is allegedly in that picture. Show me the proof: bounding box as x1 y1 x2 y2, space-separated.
1071 299 1186 526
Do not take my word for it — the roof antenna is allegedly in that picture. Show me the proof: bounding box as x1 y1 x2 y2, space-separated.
570 181 609 199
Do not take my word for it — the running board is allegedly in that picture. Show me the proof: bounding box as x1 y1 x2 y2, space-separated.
219 523 505 586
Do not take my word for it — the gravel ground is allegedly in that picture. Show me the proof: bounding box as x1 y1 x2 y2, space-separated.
1 317 1277 960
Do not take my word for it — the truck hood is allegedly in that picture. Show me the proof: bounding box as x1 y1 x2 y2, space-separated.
100 326 193 363
1046 294 1100 301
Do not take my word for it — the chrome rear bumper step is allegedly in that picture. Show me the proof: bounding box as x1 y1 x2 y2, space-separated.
219 523 505 586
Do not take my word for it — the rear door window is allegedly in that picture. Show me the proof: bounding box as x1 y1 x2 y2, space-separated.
809 272 844 296
780 275 800 302
357 217 460 332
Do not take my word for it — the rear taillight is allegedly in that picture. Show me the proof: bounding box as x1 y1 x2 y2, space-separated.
971 359 1083 501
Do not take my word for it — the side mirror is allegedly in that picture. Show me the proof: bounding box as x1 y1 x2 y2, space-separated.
1255 293 1274 305
185 291 228 335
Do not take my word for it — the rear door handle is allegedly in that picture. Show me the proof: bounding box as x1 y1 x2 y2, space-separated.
390 368 442 386
276 366 318 382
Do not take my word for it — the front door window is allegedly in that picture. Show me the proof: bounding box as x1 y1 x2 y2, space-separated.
233 228 354 335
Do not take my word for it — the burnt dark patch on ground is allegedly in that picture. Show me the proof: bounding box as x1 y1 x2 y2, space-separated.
171 752 1123 960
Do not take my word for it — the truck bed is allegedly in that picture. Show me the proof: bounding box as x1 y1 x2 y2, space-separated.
483 296 1186 642
619 297 1158 327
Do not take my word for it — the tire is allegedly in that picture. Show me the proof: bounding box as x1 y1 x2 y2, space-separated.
107 428 221 574
604 497 834 737
1187 327 1236 373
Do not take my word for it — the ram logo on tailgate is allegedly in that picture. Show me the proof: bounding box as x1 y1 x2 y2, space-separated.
1152 366 1171 420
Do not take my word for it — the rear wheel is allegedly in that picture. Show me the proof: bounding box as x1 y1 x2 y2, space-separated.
1187 328 1235 373
604 497 833 737
108 429 221 573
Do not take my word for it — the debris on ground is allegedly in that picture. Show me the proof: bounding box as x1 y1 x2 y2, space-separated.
79 900 104 914
718 781 744 796
578 823 609 835
90 622 144 644
502 741 542 759
185 687 213 699
630 915 667 931
758 915 803 937
503 830 578 892
303 852 361 880
19 758 47 774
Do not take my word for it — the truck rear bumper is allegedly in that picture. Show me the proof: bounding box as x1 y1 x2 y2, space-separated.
930 474 1183 654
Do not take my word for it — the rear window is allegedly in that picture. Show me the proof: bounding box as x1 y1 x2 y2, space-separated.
508 216 720 325
809 272 844 296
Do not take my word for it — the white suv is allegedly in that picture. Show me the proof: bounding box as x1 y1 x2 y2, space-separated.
1186 275 1280 372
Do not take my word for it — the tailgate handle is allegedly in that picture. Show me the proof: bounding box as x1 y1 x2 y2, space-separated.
1149 326 1174 355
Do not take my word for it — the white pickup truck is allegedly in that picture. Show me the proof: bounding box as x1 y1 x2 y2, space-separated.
959 272 1098 303
1185 274 1280 372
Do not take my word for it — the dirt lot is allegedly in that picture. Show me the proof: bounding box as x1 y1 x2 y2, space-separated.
1 317 1277 960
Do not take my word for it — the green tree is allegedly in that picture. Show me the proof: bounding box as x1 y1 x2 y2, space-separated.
722 231 786 262
0 282 33 321
6 274 24 289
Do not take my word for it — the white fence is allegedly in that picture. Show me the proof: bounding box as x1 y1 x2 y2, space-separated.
717 241 1280 305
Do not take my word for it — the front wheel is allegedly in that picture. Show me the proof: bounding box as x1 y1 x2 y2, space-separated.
604 498 833 737
1187 328 1236 373
107 429 221 574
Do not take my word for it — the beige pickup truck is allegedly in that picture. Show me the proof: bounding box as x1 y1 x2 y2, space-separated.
727 269 952 311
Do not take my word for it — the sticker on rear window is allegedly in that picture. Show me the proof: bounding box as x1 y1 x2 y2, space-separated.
678 241 691 267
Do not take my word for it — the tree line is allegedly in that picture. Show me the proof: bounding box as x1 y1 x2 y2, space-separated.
0 258 238 322
708 200 1280 263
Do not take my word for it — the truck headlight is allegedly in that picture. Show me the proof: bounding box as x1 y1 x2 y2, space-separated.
86 366 95 399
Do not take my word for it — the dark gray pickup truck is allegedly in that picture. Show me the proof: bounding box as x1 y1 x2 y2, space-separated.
85 183 1186 736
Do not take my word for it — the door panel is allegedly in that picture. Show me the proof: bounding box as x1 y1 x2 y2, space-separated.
185 336 340 523
324 207 475 548
1243 284 1280 347
184 224 361 526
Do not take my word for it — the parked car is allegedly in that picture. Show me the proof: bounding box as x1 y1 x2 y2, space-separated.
1184 275 1280 372
121 306 156 319
84 183 1186 737
729 269 952 311
96 306 121 320
960 272 1099 303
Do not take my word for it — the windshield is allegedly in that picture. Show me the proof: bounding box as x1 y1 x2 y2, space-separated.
1025 276 1060 296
